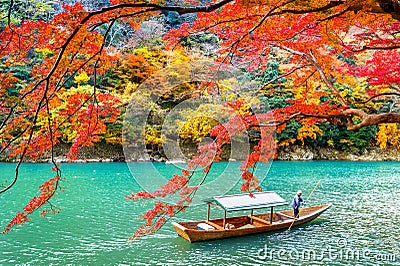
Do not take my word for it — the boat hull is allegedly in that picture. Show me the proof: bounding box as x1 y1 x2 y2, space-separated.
172 204 331 242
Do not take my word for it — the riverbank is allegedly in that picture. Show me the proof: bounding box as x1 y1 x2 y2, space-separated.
276 145 400 161
1 142 398 163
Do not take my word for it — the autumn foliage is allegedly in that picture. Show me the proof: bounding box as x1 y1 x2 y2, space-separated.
2 175 60 234
1 0 399 236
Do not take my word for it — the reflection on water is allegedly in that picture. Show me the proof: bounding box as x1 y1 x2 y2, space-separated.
0 161 399 265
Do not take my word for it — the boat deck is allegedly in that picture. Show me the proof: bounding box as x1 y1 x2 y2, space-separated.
178 205 321 230
172 204 331 242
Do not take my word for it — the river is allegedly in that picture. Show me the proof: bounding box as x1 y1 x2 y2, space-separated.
0 161 399 265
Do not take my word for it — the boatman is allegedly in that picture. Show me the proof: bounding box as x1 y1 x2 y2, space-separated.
290 190 304 218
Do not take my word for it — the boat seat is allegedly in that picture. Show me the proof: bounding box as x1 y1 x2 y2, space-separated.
204 220 224 230
238 224 256 229
276 212 294 219
248 215 270 225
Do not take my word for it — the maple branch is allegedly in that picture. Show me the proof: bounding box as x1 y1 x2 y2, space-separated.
88 19 118 133
6 0 13 29
391 84 400 92
0 88 46 194
373 0 400 21
343 108 400 130
309 50 347 105
56 92 96 133
278 45 348 107
221 1 291 64
0 126 29 156
259 112 302 127
19 8 115 102
360 92 400 104
271 0 354 18
258 64 312 92
81 20 117 148
261 108 400 131
0 0 16 51
316 6 352 23
0 107 14 132
91 0 235 16
200 15 263 32
297 70 318 88
39 37 91 103
180 164 213 206
44 88 61 178
272 0 345 16
350 44 400 52
15 18 118 155
273 6 351 44
0 121 38 195
88 8 158 31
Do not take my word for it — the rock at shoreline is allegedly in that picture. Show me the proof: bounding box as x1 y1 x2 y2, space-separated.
1 143 399 163
277 145 399 161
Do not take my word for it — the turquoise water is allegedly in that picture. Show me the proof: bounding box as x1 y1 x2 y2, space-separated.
0 161 399 265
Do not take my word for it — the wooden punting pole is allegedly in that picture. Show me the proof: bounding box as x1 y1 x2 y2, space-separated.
270 207 274 224
207 202 211 221
223 210 227 228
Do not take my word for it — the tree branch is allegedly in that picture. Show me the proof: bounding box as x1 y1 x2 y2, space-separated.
92 0 235 16
343 108 400 130
351 44 400 52
374 0 400 20
278 46 348 107
258 64 312 92
360 92 400 104
272 1 345 15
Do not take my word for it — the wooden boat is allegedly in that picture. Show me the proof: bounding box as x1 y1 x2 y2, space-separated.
171 191 331 242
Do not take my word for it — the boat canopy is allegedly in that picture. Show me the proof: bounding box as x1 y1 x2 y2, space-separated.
209 191 288 212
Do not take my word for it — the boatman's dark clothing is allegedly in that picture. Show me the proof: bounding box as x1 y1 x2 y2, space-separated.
290 195 303 218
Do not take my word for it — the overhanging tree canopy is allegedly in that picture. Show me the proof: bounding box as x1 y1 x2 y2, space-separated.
0 0 399 237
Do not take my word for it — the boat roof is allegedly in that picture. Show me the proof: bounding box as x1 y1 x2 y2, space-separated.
208 191 288 212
